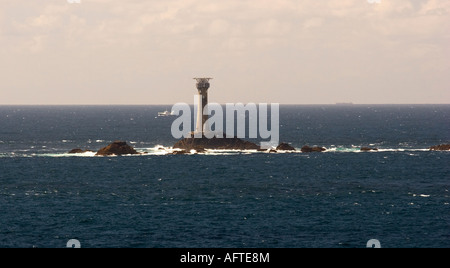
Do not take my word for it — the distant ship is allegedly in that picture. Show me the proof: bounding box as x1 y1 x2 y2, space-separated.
336 102 354 106
158 110 176 117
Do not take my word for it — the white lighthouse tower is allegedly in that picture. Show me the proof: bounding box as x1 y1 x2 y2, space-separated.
194 78 212 137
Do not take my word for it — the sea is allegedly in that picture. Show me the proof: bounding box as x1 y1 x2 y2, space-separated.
0 105 448 248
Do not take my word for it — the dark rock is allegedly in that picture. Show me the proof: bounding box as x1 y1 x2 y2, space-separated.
276 143 296 151
301 145 326 153
171 150 187 155
429 144 450 151
68 148 85 154
173 135 259 151
95 141 139 156
193 148 206 153
68 149 94 154
360 147 378 152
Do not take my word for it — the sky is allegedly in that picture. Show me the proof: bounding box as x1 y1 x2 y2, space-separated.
0 0 449 105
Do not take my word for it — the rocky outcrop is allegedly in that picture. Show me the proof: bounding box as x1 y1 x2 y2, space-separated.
429 144 450 151
95 141 139 156
68 149 94 154
360 147 378 152
276 143 296 151
170 150 188 155
301 145 326 153
173 136 260 151
69 149 85 154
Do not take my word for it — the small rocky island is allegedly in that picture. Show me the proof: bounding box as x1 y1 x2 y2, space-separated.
69 141 139 156
96 141 139 156
276 143 296 151
429 144 450 151
301 145 327 153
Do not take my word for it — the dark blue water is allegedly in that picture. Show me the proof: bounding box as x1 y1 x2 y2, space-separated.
0 105 449 248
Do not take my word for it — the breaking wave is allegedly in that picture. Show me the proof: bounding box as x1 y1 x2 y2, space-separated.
0 145 444 158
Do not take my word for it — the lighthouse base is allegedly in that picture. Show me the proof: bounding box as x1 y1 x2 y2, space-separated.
173 134 260 151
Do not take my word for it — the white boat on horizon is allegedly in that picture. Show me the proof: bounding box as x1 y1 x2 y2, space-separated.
158 110 176 117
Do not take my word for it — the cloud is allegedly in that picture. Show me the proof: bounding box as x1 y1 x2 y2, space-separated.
208 19 230 36
303 17 324 30
0 0 448 104
3 0 447 52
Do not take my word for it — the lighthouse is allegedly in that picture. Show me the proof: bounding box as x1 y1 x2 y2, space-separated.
194 78 212 137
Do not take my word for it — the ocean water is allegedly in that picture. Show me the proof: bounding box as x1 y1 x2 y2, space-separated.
0 105 448 248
